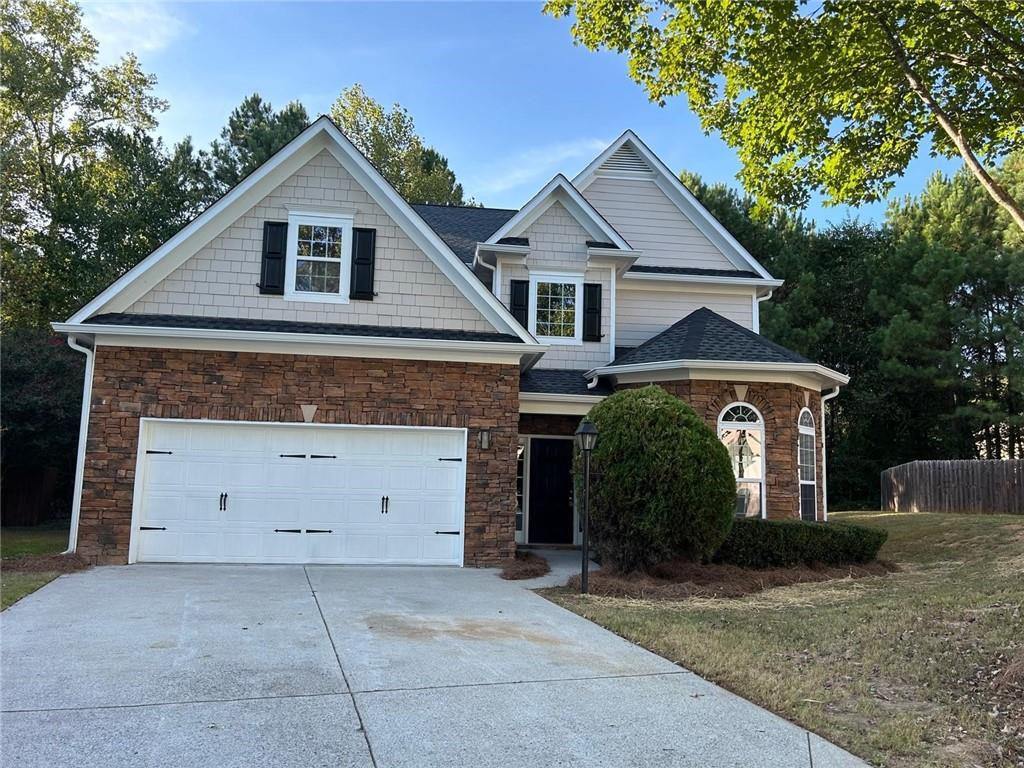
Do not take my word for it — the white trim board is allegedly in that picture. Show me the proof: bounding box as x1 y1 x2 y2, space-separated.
574 131 775 280
66 116 535 344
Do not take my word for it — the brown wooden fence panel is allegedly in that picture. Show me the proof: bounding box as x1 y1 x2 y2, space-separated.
880 460 1024 515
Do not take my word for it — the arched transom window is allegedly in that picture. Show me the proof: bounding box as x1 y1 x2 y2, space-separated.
718 403 766 518
798 408 817 521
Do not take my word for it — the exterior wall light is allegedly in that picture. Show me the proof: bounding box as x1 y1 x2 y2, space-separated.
479 430 491 450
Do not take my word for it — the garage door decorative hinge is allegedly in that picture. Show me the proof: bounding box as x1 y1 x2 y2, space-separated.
309 454 336 459
146 450 173 455
139 526 167 531
274 528 302 533
279 453 306 458
434 530 461 535
305 529 333 534
438 457 463 462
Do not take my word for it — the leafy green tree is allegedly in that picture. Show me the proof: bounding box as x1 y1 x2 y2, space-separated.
330 84 468 205
0 0 209 328
881 160 1024 459
546 1 1024 230
208 94 309 192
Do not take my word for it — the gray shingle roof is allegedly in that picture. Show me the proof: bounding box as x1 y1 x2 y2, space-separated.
85 313 523 343
411 204 517 265
627 265 762 279
609 307 810 367
520 368 613 396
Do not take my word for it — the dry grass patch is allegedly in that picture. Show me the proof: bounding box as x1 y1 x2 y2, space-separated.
500 550 551 580
544 512 1024 767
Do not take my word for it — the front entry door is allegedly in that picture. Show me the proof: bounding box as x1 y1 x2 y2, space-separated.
528 438 574 544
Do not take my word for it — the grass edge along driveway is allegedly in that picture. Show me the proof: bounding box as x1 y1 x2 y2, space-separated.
545 512 1024 768
1 525 76 610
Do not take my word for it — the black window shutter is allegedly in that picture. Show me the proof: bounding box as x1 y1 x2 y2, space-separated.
350 227 376 300
259 222 288 295
583 283 602 342
509 279 529 326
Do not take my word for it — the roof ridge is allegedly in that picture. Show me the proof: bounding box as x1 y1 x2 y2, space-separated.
411 202 519 212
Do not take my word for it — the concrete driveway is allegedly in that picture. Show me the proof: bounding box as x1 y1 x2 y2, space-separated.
1 564 865 767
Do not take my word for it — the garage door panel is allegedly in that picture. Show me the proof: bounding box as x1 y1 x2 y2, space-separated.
137 422 465 565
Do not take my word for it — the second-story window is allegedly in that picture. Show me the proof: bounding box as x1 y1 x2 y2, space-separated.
529 272 583 343
285 212 353 302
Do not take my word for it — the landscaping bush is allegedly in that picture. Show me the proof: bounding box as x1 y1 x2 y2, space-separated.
714 518 888 568
583 385 736 572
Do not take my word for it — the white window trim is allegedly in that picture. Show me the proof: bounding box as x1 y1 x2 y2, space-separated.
798 407 817 520
717 401 767 519
284 211 354 304
528 271 584 345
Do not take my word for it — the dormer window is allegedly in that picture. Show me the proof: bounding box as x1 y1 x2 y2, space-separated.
528 272 583 344
284 212 353 303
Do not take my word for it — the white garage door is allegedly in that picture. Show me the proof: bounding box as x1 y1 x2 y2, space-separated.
133 420 466 565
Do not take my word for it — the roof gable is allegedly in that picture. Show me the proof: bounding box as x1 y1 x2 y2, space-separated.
66 117 534 342
485 175 631 250
574 132 774 280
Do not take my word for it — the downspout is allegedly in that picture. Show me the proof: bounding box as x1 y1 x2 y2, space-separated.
64 335 95 555
820 386 841 522
753 289 773 334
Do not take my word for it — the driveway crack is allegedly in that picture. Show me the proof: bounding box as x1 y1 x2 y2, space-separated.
304 566 379 768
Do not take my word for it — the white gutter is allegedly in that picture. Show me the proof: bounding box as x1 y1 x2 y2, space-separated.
585 358 850 387
820 386 841 522
620 272 785 289
753 289 773 334
52 322 544 358
64 335 95 555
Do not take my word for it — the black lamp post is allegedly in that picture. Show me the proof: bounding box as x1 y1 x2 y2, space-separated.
574 419 598 594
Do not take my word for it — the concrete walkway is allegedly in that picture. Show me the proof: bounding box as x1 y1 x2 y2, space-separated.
1 564 866 767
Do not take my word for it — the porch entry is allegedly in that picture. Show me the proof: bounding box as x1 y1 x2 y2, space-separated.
516 436 579 546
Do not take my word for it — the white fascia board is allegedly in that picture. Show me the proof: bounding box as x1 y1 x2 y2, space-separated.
52 322 545 367
620 271 784 289
573 130 776 281
67 129 328 323
486 175 631 250
519 392 604 415
585 358 850 388
587 247 641 276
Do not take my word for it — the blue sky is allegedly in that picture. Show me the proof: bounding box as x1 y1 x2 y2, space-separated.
83 1 960 225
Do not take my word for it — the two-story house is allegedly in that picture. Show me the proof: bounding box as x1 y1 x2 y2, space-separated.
54 117 848 566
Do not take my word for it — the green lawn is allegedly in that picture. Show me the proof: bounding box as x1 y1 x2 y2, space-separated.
1 525 71 610
546 512 1024 768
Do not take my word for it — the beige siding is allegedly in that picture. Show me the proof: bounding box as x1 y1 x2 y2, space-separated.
496 202 612 368
128 149 492 331
582 176 737 271
616 287 755 347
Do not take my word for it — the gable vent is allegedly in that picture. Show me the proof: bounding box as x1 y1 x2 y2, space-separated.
600 143 650 174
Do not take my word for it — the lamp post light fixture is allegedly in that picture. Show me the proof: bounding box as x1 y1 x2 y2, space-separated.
574 419 598 594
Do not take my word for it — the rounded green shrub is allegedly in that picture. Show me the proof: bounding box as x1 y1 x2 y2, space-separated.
580 385 736 572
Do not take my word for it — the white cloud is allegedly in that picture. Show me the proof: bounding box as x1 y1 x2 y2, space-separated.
467 137 610 200
82 2 190 64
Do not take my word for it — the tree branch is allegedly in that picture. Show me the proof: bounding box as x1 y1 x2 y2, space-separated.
875 15 1024 232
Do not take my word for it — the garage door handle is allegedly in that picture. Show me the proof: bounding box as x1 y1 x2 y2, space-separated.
434 530 461 535
274 529 302 533
139 526 167 531
305 529 333 534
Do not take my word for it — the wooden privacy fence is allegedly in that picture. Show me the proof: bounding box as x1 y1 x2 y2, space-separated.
881 460 1024 515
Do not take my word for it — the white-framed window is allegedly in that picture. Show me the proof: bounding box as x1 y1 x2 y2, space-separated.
284 211 353 303
528 271 583 344
798 408 817 521
718 402 766 519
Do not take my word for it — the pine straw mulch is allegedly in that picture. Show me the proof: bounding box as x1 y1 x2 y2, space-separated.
500 550 551 580
1 552 90 574
564 558 899 599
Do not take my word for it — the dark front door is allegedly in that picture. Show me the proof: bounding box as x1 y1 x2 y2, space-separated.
528 438 574 544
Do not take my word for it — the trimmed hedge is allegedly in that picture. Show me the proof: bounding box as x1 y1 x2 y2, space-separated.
583 385 736 571
713 518 887 568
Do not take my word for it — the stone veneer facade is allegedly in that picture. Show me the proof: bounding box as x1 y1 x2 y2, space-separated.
521 380 825 521
79 347 519 565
